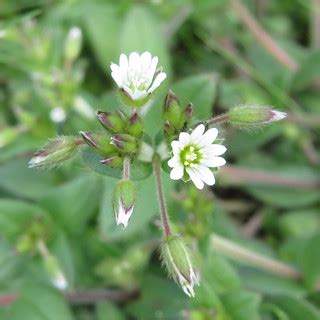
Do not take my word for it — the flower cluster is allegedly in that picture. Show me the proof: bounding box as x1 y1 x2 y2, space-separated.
29 50 287 298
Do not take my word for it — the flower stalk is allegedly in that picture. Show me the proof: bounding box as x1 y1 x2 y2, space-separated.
153 154 172 237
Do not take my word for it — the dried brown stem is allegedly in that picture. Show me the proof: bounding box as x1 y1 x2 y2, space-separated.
230 0 299 71
0 288 140 306
220 165 320 189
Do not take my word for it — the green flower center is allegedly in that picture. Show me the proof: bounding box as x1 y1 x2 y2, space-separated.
180 144 202 168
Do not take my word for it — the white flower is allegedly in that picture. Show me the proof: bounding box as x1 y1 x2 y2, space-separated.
115 199 134 228
110 51 167 102
168 124 227 190
50 107 66 123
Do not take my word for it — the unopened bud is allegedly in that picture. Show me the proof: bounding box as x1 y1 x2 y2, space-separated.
97 110 126 133
100 155 123 168
64 26 82 62
113 179 136 228
228 105 287 128
44 254 68 290
163 91 181 129
161 235 199 297
127 112 143 137
80 131 116 156
29 136 80 168
110 134 138 153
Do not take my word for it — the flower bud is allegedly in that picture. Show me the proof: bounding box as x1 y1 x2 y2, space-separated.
44 254 68 290
228 105 287 128
29 136 80 169
163 91 181 130
80 131 116 156
97 110 126 133
160 235 199 297
64 26 82 62
127 112 143 138
110 134 138 153
100 155 123 168
113 179 136 228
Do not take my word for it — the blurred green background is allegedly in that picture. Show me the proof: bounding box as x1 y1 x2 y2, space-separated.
0 0 320 319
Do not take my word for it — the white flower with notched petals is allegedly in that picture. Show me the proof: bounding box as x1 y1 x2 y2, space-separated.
168 124 227 190
110 51 167 102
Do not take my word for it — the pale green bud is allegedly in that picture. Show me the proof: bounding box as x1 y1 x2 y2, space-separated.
29 136 80 168
228 105 287 129
44 254 68 290
161 235 199 297
163 91 181 130
110 134 138 154
64 26 82 62
113 179 136 228
80 131 116 156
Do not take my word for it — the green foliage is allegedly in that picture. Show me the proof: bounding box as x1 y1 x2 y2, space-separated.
1 0 320 319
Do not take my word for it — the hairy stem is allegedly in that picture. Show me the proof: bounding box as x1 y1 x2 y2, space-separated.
206 114 230 126
211 233 301 280
153 154 172 237
123 156 131 180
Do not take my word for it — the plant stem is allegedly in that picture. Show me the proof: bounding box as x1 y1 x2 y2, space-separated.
211 233 301 280
230 0 298 71
220 165 320 189
206 114 230 126
152 154 172 237
123 156 131 180
0 288 140 306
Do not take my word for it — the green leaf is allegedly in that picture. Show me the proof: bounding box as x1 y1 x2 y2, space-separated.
39 176 102 234
96 302 124 320
172 74 218 120
298 234 320 289
119 5 171 75
127 274 189 320
291 50 320 90
220 291 261 320
81 147 152 181
0 199 47 240
269 295 320 320
0 158 57 200
8 283 74 320
82 2 120 73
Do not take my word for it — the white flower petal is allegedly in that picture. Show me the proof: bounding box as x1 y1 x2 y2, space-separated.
131 90 148 101
197 165 215 186
190 124 205 142
129 52 139 68
201 156 226 168
170 165 184 180
148 56 159 80
171 140 181 153
119 54 129 82
148 72 167 93
141 51 152 70
186 168 204 190
168 156 180 168
198 128 218 147
179 132 191 145
203 144 227 156
111 71 123 87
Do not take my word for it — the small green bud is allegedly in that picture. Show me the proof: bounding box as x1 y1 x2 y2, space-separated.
180 103 193 127
97 110 126 133
29 136 80 168
0 127 19 148
64 26 82 62
164 120 176 137
44 253 68 290
163 91 181 129
113 179 136 228
100 155 123 168
80 131 116 156
127 112 143 137
228 105 287 128
111 134 138 153
161 235 199 297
